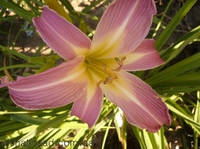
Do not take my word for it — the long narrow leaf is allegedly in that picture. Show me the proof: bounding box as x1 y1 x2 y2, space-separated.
155 0 197 50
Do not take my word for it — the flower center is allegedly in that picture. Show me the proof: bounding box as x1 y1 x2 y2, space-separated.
84 56 126 85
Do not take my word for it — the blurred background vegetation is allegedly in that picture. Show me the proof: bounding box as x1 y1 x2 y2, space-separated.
0 0 200 148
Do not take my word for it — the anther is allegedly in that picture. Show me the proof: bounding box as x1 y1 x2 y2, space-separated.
113 56 126 71
103 75 118 84
115 57 122 66
103 76 113 84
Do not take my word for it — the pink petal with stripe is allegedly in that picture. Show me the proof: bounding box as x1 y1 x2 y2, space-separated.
71 85 103 127
123 39 164 71
33 7 91 60
8 58 87 110
0 76 9 88
101 71 170 132
92 0 156 57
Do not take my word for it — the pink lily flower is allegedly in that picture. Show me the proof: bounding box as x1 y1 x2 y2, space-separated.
1 0 170 132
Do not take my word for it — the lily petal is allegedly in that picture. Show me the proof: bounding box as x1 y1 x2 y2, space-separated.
8 58 86 110
0 76 9 88
71 84 103 127
33 7 91 60
123 39 164 71
92 0 156 57
44 0 72 22
0 84 4 88
101 71 170 132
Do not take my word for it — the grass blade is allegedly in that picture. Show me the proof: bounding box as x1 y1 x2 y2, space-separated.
155 0 197 50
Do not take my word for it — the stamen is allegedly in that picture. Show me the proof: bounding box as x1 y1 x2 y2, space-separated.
98 75 117 85
97 63 118 85
115 57 122 66
113 56 126 71
103 74 118 84
86 56 125 85
121 56 126 62
104 76 113 84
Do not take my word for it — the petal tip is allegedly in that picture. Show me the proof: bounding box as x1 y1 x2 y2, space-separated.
145 113 171 133
160 98 171 126
32 17 38 25
71 111 95 128
146 125 161 133
0 84 7 88
42 6 54 15
157 57 165 67
0 76 9 88
151 0 157 15
146 115 171 133
165 110 172 126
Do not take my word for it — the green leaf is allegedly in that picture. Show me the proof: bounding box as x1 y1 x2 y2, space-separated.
0 0 35 21
161 25 200 64
152 73 200 88
101 120 112 149
131 127 168 149
155 0 197 50
194 92 200 125
0 64 40 72
147 53 200 85
166 99 200 131
11 114 48 125
0 45 30 61
131 126 147 149
194 91 200 149
36 113 69 134
59 0 75 13
152 0 174 38
23 0 40 16
0 121 27 133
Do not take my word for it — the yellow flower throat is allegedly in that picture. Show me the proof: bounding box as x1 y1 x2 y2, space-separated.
84 56 126 85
